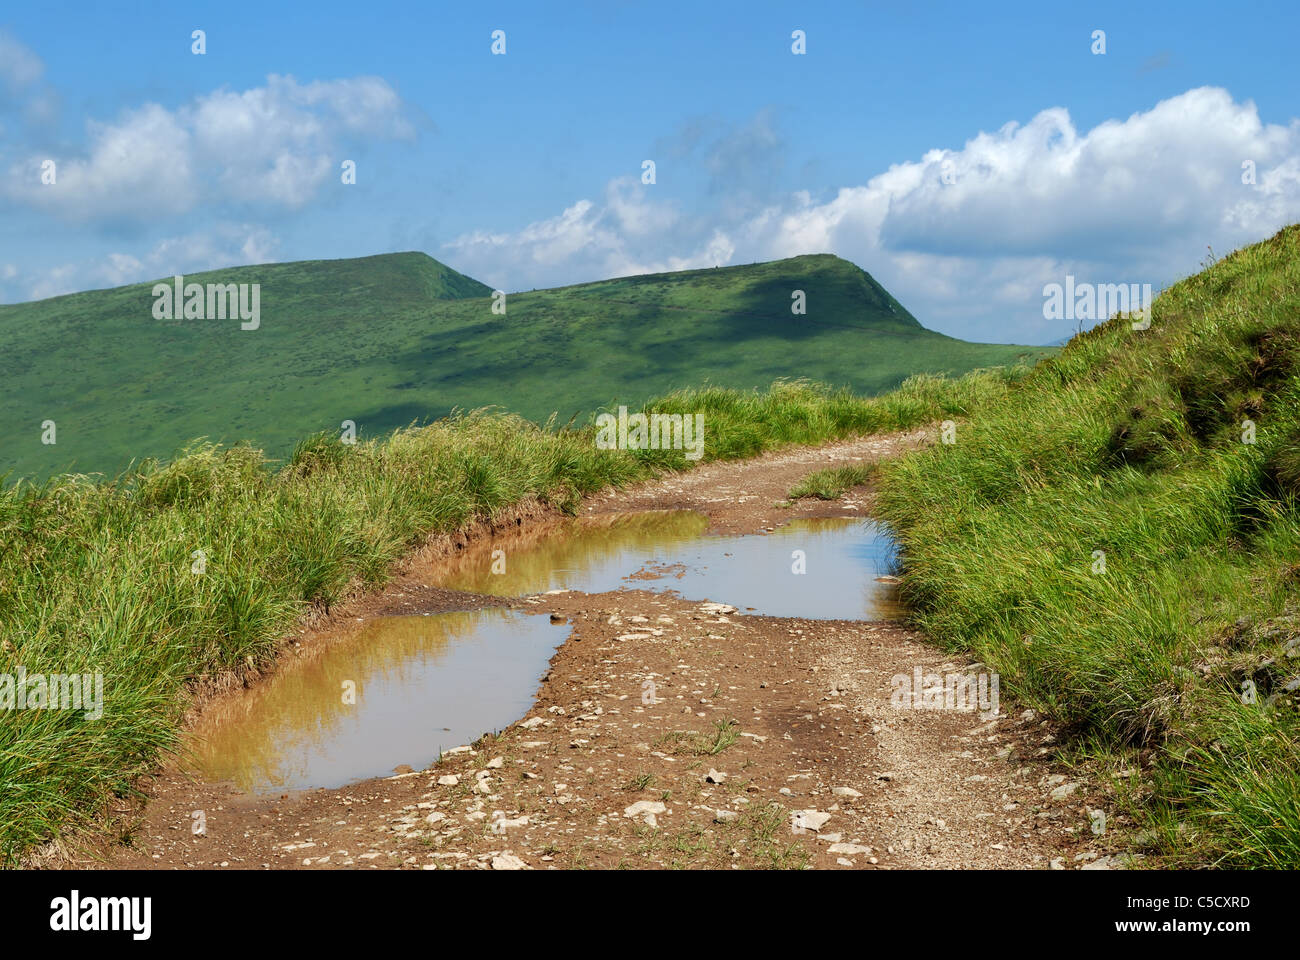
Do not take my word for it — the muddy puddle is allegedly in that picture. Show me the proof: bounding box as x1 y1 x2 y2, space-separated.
186 608 569 793
436 511 902 620
188 511 900 793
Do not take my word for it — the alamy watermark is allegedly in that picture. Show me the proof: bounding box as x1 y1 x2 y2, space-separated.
50 890 150 940
595 406 705 460
890 666 999 718
1043 275 1152 330
1 666 103 720
152 274 260 330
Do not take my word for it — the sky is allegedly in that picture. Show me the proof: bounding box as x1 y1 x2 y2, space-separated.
1 0 1297 344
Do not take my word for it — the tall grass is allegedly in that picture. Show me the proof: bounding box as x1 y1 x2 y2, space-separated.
0 374 1017 865
875 225 1300 866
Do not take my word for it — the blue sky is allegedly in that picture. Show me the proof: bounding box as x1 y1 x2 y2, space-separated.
1 0 1297 343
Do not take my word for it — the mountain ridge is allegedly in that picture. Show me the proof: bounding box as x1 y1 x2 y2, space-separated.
0 250 1051 480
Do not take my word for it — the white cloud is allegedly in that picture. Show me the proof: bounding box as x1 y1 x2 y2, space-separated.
14 104 197 220
18 225 280 301
867 87 1300 259
0 31 43 92
5 74 412 221
189 75 412 207
745 87 1300 341
444 87 1300 344
443 178 733 290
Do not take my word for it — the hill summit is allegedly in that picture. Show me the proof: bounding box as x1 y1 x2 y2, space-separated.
0 251 1046 479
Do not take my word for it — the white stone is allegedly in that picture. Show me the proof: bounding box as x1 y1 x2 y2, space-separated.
623 801 667 827
491 853 531 870
699 602 738 615
792 810 832 833
828 842 872 855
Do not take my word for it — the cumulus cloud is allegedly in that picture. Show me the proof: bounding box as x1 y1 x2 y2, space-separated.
868 87 1299 259
189 75 412 207
5 74 412 221
17 225 280 302
443 177 734 290
745 87 1300 340
446 88 1300 344
13 104 197 220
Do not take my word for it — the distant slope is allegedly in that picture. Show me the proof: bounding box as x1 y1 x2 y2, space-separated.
0 251 1050 480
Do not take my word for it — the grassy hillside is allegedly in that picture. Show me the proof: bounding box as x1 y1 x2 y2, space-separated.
876 225 1300 866
0 251 1049 481
0 373 1018 864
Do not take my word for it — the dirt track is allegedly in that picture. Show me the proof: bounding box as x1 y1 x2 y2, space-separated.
66 430 1114 870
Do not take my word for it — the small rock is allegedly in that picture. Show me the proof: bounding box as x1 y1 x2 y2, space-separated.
491 853 531 870
791 810 832 833
699 602 738 615
623 801 668 827
1049 782 1080 800
828 842 872 855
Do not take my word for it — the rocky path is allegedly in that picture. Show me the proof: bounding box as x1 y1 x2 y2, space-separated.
68 429 1111 870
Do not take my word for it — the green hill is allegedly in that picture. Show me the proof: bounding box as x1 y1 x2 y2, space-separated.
0 250 1049 480
876 225 1300 865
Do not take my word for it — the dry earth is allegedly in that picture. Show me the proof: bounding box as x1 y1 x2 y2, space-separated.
64 430 1121 871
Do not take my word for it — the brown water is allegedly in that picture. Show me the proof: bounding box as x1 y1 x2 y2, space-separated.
186 608 568 793
188 511 900 793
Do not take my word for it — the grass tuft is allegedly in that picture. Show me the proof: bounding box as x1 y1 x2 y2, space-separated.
788 464 876 500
